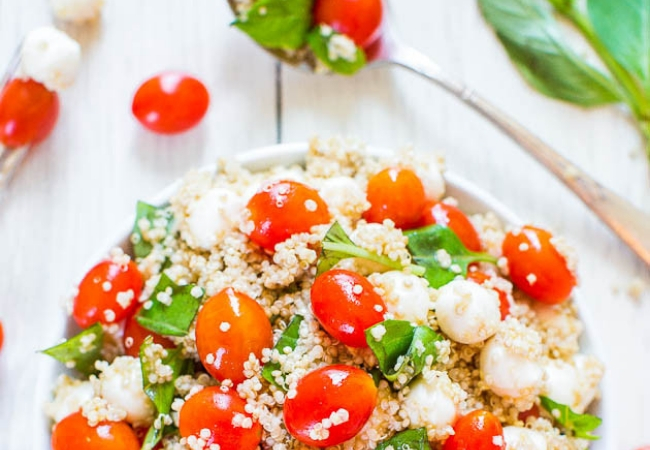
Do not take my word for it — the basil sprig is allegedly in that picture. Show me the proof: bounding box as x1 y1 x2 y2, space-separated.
540 396 602 440
376 428 429 450
307 25 366 75
262 315 304 390
132 201 174 260
42 323 104 376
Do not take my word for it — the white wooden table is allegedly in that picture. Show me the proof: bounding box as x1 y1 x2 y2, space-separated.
0 1 648 448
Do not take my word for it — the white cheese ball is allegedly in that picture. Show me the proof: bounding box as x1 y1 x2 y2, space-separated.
98 356 155 427
543 355 603 413
416 163 445 201
44 375 94 423
436 279 501 344
184 187 243 250
51 0 104 23
318 176 367 217
370 271 432 324
503 426 548 450
404 370 461 432
20 27 81 92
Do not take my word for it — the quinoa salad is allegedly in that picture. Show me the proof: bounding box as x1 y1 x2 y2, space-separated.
44 138 604 450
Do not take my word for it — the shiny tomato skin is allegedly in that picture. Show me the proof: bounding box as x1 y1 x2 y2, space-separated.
443 410 505 450
123 306 174 357
131 72 209 134
313 0 383 48
502 226 576 304
419 201 482 252
311 269 386 347
246 179 330 252
467 271 511 320
51 411 140 450
363 167 426 230
284 365 377 447
0 78 59 148
72 260 144 329
195 288 273 384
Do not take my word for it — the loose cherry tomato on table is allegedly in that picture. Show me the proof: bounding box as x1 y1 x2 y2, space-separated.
419 201 482 252
0 78 59 148
123 305 174 357
72 259 144 329
467 271 511 320
179 386 262 450
131 72 209 134
501 225 576 304
442 410 505 450
195 287 273 384
284 365 377 447
311 269 386 347
245 179 330 252
51 411 140 450
363 167 426 229
313 0 383 48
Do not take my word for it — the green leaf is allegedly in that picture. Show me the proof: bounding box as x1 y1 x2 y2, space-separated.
479 0 622 106
307 25 366 75
376 428 429 450
140 337 189 415
540 396 602 440
42 323 104 376
587 0 650 90
132 201 174 260
404 225 497 288
365 320 443 386
233 0 313 50
136 274 203 337
262 315 304 390
141 423 177 450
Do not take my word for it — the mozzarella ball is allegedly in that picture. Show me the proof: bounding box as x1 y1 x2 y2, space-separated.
318 176 368 218
543 355 603 413
436 279 501 344
51 0 104 23
370 271 432 324
404 370 462 434
503 426 548 450
184 187 243 250
20 27 81 92
44 375 94 423
416 163 445 201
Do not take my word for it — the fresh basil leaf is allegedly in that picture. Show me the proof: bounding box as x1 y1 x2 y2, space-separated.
376 428 429 450
547 0 574 13
136 274 203 337
540 396 602 440
233 0 313 50
141 422 177 450
365 320 442 386
140 337 189 415
307 25 366 75
479 0 621 106
132 201 174 259
42 323 104 376
405 225 497 288
262 315 304 390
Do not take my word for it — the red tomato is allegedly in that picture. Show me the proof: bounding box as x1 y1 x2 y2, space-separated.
501 225 576 304
443 410 505 450
313 0 383 48
245 179 330 252
51 411 140 450
179 386 262 450
419 201 482 252
195 288 273 384
311 269 386 347
131 72 209 134
0 78 59 148
467 271 511 320
0 320 4 353
363 167 426 230
123 305 174 357
284 365 377 447
72 259 144 329
517 404 540 423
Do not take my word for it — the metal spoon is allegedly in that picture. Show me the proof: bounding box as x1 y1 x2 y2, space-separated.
228 1 650 268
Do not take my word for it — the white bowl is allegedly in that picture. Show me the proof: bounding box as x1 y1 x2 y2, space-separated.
36 142 612 449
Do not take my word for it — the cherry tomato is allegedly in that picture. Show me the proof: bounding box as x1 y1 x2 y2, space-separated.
313 0 383 48
72 259 144 329
311 269 386 347
245 179 330 252
363 167 426 230
195 288 273 384
443 410 505 450
467 271 511 320
0 320 4 353
123 305 174 357
284 365 377 447
51 411 140 450
502 225 576 304
419 201 482 251
131 72 209 134
517 404 540 423
179 386 262 450
0 78 59 148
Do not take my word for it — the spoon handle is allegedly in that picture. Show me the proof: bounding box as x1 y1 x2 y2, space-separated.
388 44 650 267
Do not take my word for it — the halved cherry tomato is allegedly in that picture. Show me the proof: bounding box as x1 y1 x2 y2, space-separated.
123 305 174 357
72 259 144 329
179 386 262 450
245 179 330 252
419 201 482 251
443 410 505 450
195 288 273 384
131 72 209 134
467 271 511 320
363 167 426 230
313 0 383 48
51 411 140 450
0 78 59 148
284 365 377 447
311 269 386 347
502 225 576 304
